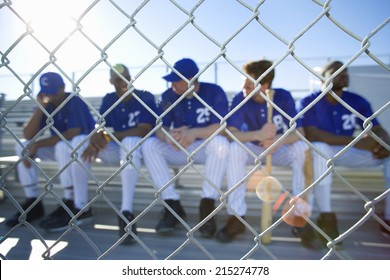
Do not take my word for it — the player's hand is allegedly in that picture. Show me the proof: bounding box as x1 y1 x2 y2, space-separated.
257 123 276 142
23 142 39 168
23 157 34 168
171 126 195 148
355 136 377 151
373 144 390 159
160 129 181 150
36 93 50 107
170 129 182 141
261 137 280 154
81 144 99 162
90 132 108 150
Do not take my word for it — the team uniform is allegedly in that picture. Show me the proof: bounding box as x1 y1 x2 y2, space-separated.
16 93 95 210
74 90 157 213
227 88 308 216
298 90 390 218
142 82 230 201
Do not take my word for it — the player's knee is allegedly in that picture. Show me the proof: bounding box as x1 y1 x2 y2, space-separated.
120 137 142 162
207 135 229 159
54 140 69 158
15 139 27 155
311 142 332 157
228 141 248 162
70 135 89 152
141 137 159 156
291 140 309 160
294 140 309 152
121 136 140 149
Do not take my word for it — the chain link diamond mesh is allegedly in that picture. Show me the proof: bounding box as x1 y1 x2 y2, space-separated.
0 0 389 260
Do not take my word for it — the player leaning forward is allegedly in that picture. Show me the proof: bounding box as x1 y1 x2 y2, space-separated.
297 61 390 247
81 64 157 244
142 58 230 236
6 72 95 230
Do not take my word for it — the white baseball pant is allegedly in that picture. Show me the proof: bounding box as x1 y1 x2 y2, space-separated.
141 135 230 201
15 135 88 204
226 140 309 216
310 142 390 220
72 136 143 213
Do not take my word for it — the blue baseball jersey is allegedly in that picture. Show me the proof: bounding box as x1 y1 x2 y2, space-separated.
100 90 157 131
228 88 301 137
40 93 95 136
158 82 228 128
298 90 379 136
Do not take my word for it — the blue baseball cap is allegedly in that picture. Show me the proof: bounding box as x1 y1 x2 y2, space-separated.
38 72 65 95
163 58 199 82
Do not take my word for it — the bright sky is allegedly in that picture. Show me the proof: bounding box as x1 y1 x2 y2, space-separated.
0 0 389 101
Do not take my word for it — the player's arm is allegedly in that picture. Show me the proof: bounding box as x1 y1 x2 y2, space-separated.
178 124 224 147
368 125 390 159
226 123 276 143
82 130 104 162
23 94 50 140
155 126 171 142
149 125 185 150
371 125 390 143
187 123 221 139
84 123 153 159
111 123 152 141
261 127 305 153
23 109 45 140
305 125 378 153
304 125 354 145
27 127 82 157
168 124 223 148
274 127 305 145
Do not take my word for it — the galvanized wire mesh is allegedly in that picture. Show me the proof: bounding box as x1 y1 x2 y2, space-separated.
0 0 389 260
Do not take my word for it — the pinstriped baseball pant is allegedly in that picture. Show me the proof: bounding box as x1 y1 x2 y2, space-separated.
142 135 230 201
226 140 309 216
310 142 390 220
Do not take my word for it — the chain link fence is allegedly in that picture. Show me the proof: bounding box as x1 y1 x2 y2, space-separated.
0 0 389 260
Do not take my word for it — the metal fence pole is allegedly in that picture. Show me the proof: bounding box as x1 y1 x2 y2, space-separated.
0 92 5 156
0 92 5 201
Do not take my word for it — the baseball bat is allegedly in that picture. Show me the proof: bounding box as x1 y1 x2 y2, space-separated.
260 89 275 244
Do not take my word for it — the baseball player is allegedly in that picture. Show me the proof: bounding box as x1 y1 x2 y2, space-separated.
297 60 390 248
6 72 95 231
141 58 230 236
80 64 157 245
217 59 308 243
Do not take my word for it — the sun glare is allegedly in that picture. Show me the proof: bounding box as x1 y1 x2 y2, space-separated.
10 0 101 73
15 0 80 48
